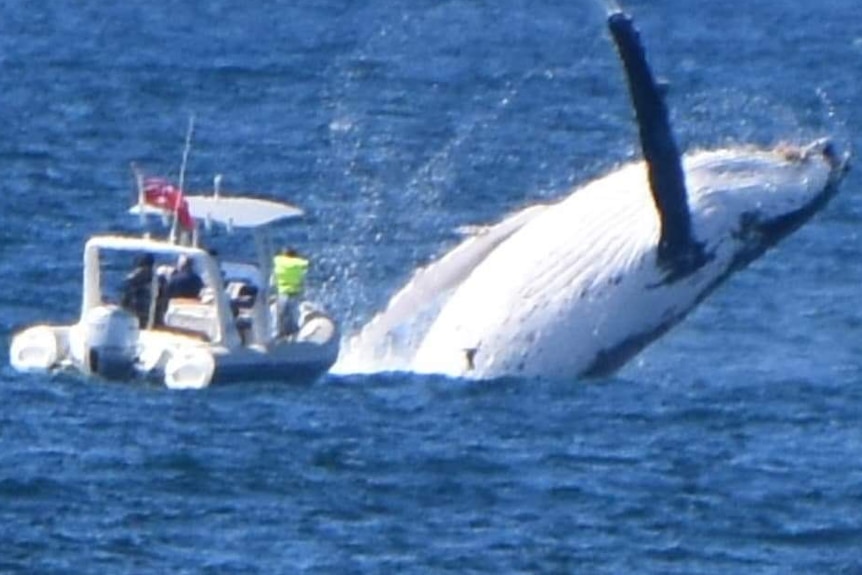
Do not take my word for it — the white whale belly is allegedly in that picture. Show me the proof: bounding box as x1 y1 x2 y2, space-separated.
409 154 769 380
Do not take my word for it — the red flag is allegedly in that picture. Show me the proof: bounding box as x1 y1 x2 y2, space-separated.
142 178 194 231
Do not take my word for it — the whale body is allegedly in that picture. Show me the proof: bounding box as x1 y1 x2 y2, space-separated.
336 10 850 381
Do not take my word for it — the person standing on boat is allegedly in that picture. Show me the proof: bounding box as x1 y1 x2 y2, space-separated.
121 253 165 327
166 255 204 300
273 247 309 336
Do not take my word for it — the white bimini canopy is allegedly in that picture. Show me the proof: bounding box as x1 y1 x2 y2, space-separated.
129 196 304 229
185 196 303 228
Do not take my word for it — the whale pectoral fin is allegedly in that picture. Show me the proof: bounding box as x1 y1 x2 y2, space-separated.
607 10 707 278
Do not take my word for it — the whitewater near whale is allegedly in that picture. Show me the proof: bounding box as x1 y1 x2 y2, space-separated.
336 9 850 381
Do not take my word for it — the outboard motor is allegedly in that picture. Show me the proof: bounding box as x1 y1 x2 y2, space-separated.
82 305 140 380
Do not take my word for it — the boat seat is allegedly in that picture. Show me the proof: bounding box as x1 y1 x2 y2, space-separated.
163 299 219 341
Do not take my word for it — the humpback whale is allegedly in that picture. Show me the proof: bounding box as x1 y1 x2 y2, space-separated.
336 10 850 381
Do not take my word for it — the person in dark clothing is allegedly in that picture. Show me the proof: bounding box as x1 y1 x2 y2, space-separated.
121 253 164 327
166 255 204 300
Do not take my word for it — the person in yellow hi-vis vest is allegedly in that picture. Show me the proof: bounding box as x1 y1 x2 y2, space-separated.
273 247 309 336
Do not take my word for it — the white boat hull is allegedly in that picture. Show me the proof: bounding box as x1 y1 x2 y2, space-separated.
10 316 339 389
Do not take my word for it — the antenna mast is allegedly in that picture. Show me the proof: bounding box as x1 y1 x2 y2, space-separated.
170 114 196 243
179 114 195 193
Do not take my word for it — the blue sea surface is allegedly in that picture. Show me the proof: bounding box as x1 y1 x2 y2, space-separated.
2 1 862 573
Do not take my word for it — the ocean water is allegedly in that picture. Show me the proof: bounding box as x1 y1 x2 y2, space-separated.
2 0 862 573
